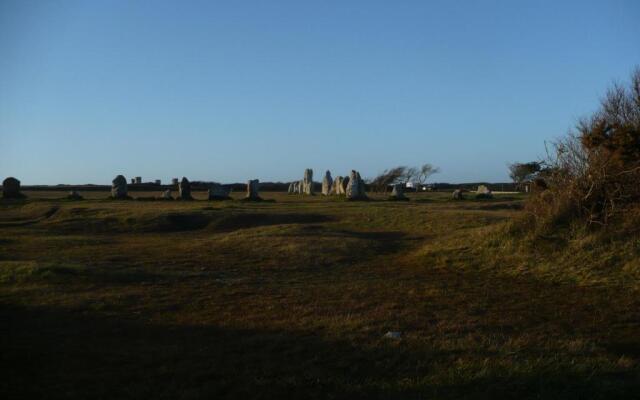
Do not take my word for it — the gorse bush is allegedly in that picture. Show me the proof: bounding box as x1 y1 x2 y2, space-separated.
521 67 640 236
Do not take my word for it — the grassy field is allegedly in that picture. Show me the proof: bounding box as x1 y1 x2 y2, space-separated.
1 191 639 399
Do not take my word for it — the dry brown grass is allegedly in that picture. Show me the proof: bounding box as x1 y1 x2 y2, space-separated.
1 191 639 399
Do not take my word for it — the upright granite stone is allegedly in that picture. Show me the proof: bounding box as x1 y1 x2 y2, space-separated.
452 189 464 200
287 183 294 194
208 183 231 200
111 175 128 199
342 176 350 193
246 179 261 200
2 177 23 199
322 171 333 196
346 170 367 200
389 183 408 200
303 168 314 195
332 176 343 195
178 177 193 200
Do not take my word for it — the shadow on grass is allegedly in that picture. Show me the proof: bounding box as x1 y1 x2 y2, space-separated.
208 212 334 232
0 262 163 286
2 304 638 400
454 202 524 211
43 210 335 234
0 206 59 227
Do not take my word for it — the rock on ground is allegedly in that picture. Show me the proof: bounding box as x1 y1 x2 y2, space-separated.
389 183 407 200
161 190 173 200
476 185 493 199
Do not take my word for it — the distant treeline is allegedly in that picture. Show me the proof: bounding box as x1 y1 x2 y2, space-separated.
18 181 519 192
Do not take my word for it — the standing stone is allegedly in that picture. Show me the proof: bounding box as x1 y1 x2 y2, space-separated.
208 183 231 200
2 177 23 199
178 177 193 200
341 176 349 193
452 189 464 200
161 190 173 200
245 179 261 200
171 178 179 185
130 178 136 185
111 175 128 199
389 183 407 200
287 183 294 194
331 176 341 195
322 170 333 196
334 176 346 195
346 170 367 200
303 168 314 195
135 177 142 184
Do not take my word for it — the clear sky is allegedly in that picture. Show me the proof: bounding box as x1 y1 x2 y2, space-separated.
1 0 639 185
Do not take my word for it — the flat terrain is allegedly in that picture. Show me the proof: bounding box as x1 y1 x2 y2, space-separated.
1 191 639 399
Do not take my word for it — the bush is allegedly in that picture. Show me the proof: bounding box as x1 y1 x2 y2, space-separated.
520 67 640 236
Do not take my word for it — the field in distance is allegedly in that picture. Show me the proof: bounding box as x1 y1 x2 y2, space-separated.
1 191 638 399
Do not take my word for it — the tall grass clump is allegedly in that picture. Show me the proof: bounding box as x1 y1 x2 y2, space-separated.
515 68 640 240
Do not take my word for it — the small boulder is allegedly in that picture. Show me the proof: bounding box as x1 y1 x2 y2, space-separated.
452 189 465 200
160 190 173 200
476 185 493 199
67 190 83 200
389 183 408 201
383 331 402 340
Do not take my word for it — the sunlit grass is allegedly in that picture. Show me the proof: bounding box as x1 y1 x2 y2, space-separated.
1 191 638 399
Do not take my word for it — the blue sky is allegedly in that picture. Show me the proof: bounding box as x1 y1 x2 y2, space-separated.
1 0 639 184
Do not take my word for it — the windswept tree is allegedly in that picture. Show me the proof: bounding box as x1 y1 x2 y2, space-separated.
415 163 440 190
371 164 440 192
370 166 407 193
508 161 542 189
